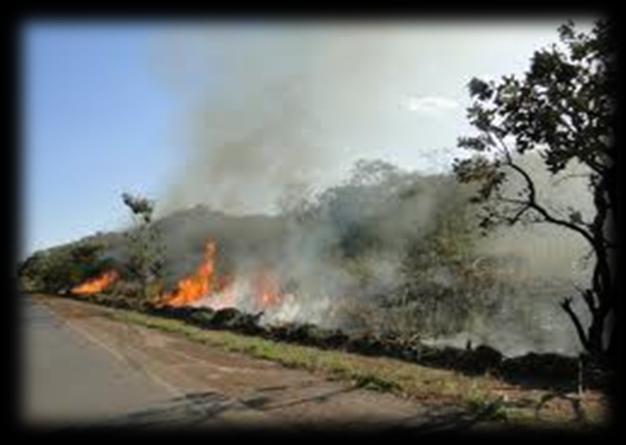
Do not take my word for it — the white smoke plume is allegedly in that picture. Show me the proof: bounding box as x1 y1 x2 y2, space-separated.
144 22 597 356
151 22 519 215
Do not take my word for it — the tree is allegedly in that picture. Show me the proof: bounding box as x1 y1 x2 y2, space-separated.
453 19 616 361
18 242 112 293
121 193 165 304
300 159 497 339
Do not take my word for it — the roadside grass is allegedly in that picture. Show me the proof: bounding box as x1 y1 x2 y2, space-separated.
33 294 608 430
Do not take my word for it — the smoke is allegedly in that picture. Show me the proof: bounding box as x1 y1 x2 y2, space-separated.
447 153 596 356
148 152 596 356
143 23 597 356
153 23 486 216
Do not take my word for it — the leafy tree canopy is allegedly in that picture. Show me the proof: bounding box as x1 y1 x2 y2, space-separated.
453 19 616 360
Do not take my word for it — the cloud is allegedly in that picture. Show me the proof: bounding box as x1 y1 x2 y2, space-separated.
402 95 460 115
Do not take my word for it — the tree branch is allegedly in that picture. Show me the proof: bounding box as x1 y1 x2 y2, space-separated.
551 172 591 186
561 297 589 349
574 284 597 315
507 203 532 225
483 130 602 254
495 139 598 248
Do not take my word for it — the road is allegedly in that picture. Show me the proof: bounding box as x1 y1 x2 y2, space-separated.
22 296 178 426
21 294 480 432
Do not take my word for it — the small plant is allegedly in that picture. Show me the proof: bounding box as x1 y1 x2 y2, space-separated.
466 395 508 422
353 373 400 392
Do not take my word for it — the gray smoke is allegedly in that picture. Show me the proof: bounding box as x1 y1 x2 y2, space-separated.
147 24 596 356
153 22 518 216
439 154 595 356
155 25 383 215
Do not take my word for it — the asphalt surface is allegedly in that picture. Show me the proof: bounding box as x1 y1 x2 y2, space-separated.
21 295 274 429
22 295 173 425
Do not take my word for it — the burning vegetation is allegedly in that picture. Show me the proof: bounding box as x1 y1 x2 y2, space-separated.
19 154 596 365
24 158 592 357
158 240 218 307
70 270 119 296
16 21 616 431
18 20 615 370
64 231 289 316
154 238 286 311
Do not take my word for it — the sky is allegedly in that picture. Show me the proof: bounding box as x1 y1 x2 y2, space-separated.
21 18 595 258
22 24 182 257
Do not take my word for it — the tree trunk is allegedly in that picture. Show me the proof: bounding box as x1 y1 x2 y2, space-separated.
586 312 605 358
606 313 618 364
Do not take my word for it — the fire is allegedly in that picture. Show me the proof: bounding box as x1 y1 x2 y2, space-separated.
71 270 119 296
252 269 283 310
68 237 289 312
207 275 236 310
159 238 288 311
160 240 218 307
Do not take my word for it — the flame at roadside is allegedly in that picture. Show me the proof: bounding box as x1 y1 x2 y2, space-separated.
71 270 120 296
159 238 287 311
252 269 283 311
159 240 219 307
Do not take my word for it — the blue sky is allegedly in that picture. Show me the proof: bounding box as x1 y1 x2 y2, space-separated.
22 24 182 257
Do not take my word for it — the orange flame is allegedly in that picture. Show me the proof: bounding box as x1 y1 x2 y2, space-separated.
252 269 283 310
159 238 287 311
160 240 217 307
71 270 119 296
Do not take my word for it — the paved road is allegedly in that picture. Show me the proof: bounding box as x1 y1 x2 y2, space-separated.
21 295 277 429
21 294 482 432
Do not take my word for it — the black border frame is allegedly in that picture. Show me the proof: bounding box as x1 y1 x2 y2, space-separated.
4 2 622 439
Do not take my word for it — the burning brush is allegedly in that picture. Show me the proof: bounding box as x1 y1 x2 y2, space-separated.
70 270 120 296
69 238 288 313
157 239 287 311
